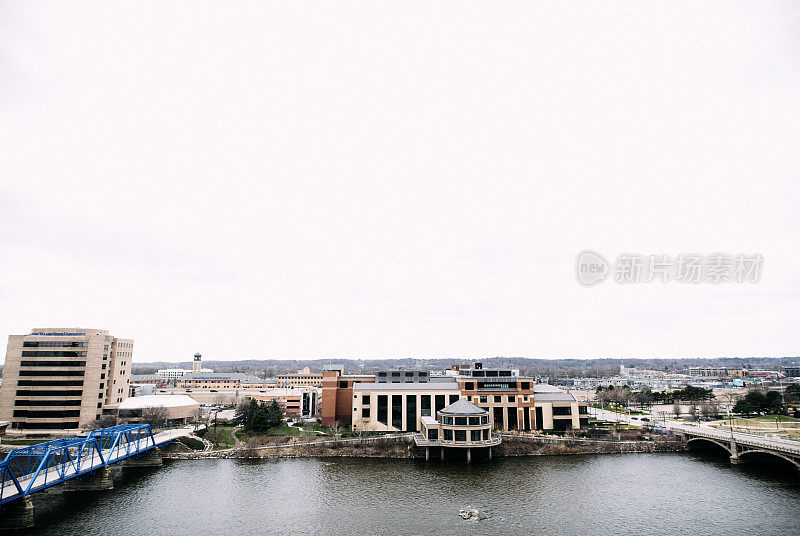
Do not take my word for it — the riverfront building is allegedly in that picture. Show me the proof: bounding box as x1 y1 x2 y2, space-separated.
326 363 587 432
415 399 501 462
0 328 133 431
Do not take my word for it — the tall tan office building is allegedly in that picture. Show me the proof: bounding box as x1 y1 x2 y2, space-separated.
0 328 133 431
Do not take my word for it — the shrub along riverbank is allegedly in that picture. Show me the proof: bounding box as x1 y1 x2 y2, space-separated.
163 433 685 460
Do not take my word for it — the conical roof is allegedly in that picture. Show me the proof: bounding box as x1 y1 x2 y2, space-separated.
438 398 487 416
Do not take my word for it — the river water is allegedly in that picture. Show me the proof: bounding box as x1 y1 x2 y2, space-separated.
24 451 800 536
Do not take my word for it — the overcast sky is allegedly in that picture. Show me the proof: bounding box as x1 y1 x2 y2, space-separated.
1 2 799 364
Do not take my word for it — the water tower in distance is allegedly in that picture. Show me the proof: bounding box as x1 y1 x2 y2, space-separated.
193 352 202 373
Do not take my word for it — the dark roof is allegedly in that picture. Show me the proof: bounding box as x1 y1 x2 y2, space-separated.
439 399 487 416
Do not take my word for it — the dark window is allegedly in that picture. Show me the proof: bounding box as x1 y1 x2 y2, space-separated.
468 417 480 425
406 395 417 432
362 407 370 419
378 372 387 377
454 417 467 425
339 381 348 388
553 419 571 431
465 382 474 391
405 372 414 377
553 406 572 416
14 399 81 406
579 405 588 414
499 371 512 377
20 361 86 367
421 395 431 416
17 380 84 387
20 351 87 358
362 395 370 405
391 372 401 377
486 371 498 377
15 389 82 397
454 430 466 442
16 422 79 429
493 406 504 428
377 395 388 425
521 382 530 390
508 395 515 402
23 341 87 348
473 370 485 377
507 408 518 430
391 395 402 429
480 396 487 403
494 395 501 403
449 394 458 405
419 372 427 377
483 429 489 440
427 428 438 440
443 429 453 441
13 409 81 418
18 370 85 377
471 429 481 441
435 395 445 416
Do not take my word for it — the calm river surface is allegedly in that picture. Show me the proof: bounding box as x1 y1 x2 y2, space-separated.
26 452 800 536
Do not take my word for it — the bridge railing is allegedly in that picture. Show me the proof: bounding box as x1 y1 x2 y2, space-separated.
0 423 156 505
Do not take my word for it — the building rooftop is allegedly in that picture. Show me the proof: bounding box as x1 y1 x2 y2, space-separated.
118 394 199 409
533 384 576 402
439 399 487 416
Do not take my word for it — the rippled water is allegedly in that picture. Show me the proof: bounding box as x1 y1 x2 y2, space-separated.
25 451 800 536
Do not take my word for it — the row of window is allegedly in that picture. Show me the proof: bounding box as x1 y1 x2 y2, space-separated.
20 360 86 367
427 428 490 442
472 394 528 404
462 381 530 391
13 410 81 418
459 370 513 377
15 399 82 406
440 416 489 426
23 341 88 348
21 351 87 357
17 380 84 387
16 389 83 397
18 370 85 377
12 422 79 429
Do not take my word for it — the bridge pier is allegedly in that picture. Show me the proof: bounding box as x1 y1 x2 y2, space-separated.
122 447 163 467
425 447 430 460
0 496 34 531
63 466 114 491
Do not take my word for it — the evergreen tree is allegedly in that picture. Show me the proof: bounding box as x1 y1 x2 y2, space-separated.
266 400 284 429
250 402 270 434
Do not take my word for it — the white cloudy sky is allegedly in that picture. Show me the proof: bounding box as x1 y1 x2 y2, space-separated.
1 2 799 364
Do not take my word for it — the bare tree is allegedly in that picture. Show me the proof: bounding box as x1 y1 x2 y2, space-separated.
328 420 343 447
672 402 682 419
700 401 719 420
87 415 117 430
141 405 169 430
688 404 697 420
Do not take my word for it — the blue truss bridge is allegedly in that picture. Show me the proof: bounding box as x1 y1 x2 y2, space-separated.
0 424 177 507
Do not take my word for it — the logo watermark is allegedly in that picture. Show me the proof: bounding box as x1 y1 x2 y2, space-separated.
576 251 762 286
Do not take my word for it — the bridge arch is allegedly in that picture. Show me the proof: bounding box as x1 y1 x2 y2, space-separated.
686 437 732 456
737 449 800 469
